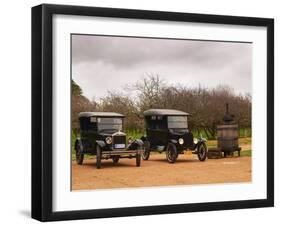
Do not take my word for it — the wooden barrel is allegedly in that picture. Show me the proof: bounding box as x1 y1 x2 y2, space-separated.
217 124 239 150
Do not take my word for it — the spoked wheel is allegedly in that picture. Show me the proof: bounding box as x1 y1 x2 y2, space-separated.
75 140 84 165
96 145 102 169
166 143 178 163
197 142 208 161
112 156 120 163
142 141 150 160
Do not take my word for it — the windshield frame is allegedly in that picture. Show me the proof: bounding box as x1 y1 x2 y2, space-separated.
96 117 123 132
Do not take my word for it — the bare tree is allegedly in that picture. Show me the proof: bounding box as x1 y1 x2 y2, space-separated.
131 73 165 111
72 76 252 139
98 92 143 131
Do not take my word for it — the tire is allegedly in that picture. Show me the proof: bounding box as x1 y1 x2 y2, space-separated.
112 156 120 163
166 143 178 163
136 153 141 167
142 141 150 160
96 145 102 169
75 140 84 165
197 142 208 161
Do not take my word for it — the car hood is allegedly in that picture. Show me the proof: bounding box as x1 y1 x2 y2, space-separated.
112 131 126 136
99 133 113 137
99 131 126 137
169 130 188 136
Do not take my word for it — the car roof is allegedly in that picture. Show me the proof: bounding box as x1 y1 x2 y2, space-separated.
78 112 125 118
143 109 190 116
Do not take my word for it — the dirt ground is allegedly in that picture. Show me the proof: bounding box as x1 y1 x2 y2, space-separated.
72 152 251 190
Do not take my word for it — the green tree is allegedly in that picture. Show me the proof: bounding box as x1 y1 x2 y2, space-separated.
72 79 82 96
71 79 96 132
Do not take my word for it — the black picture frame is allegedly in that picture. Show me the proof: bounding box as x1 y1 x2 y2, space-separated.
32 4 274 222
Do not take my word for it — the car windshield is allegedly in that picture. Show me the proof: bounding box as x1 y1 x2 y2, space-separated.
167 116 188 129
97 117 123 132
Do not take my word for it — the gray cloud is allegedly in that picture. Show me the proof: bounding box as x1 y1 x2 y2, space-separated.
72 34 252 100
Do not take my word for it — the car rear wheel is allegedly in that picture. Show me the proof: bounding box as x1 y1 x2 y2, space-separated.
75 140 84 165
142 141 150 160
166 143 178 163
96 145 102 169
112 156 119 163
197 142 207 161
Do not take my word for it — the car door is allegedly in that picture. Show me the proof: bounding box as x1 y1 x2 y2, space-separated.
147 115 168 148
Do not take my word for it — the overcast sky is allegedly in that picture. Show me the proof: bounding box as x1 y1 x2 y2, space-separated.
72 35 252 101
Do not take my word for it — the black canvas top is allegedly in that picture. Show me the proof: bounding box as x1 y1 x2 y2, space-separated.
143 109 190 116
78 112 125 118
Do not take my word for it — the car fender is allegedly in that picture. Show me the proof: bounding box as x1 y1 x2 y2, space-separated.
140 136 147 142
168 139 178 144
194 138 207 149
134 139 144 146
127 139 144 150
199 137 207 143
96 140 106 148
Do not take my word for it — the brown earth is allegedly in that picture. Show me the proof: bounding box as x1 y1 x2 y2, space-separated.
72 152 251 190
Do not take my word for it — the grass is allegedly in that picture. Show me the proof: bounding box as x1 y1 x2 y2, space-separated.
239 137 252 145
240 149 252 157
125 130 144 139
207 137 252 148
239 128 252 138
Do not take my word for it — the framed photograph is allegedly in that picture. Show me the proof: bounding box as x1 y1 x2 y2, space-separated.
32 4 274 221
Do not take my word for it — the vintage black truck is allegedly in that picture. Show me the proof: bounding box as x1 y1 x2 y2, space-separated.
141 109 208 163
75 112 144 169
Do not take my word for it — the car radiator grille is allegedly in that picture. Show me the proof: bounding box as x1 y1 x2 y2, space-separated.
112 136 126 149
183 133 193 146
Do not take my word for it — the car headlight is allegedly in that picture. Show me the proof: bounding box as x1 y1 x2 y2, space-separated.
193 138 198 144
178 138 184 145
105 136 112 144
128 137 133 144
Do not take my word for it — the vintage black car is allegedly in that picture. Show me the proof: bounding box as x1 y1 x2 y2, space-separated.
141 109 208 163
75 112 144 169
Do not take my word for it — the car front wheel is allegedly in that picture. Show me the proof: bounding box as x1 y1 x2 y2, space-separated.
75 140 84 165
197 142 207 161
142 141 150 160
96 145 102 169
136 153 141 167
166 143 178 163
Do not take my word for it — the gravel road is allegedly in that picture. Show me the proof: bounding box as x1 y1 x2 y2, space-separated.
72 153 251 190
